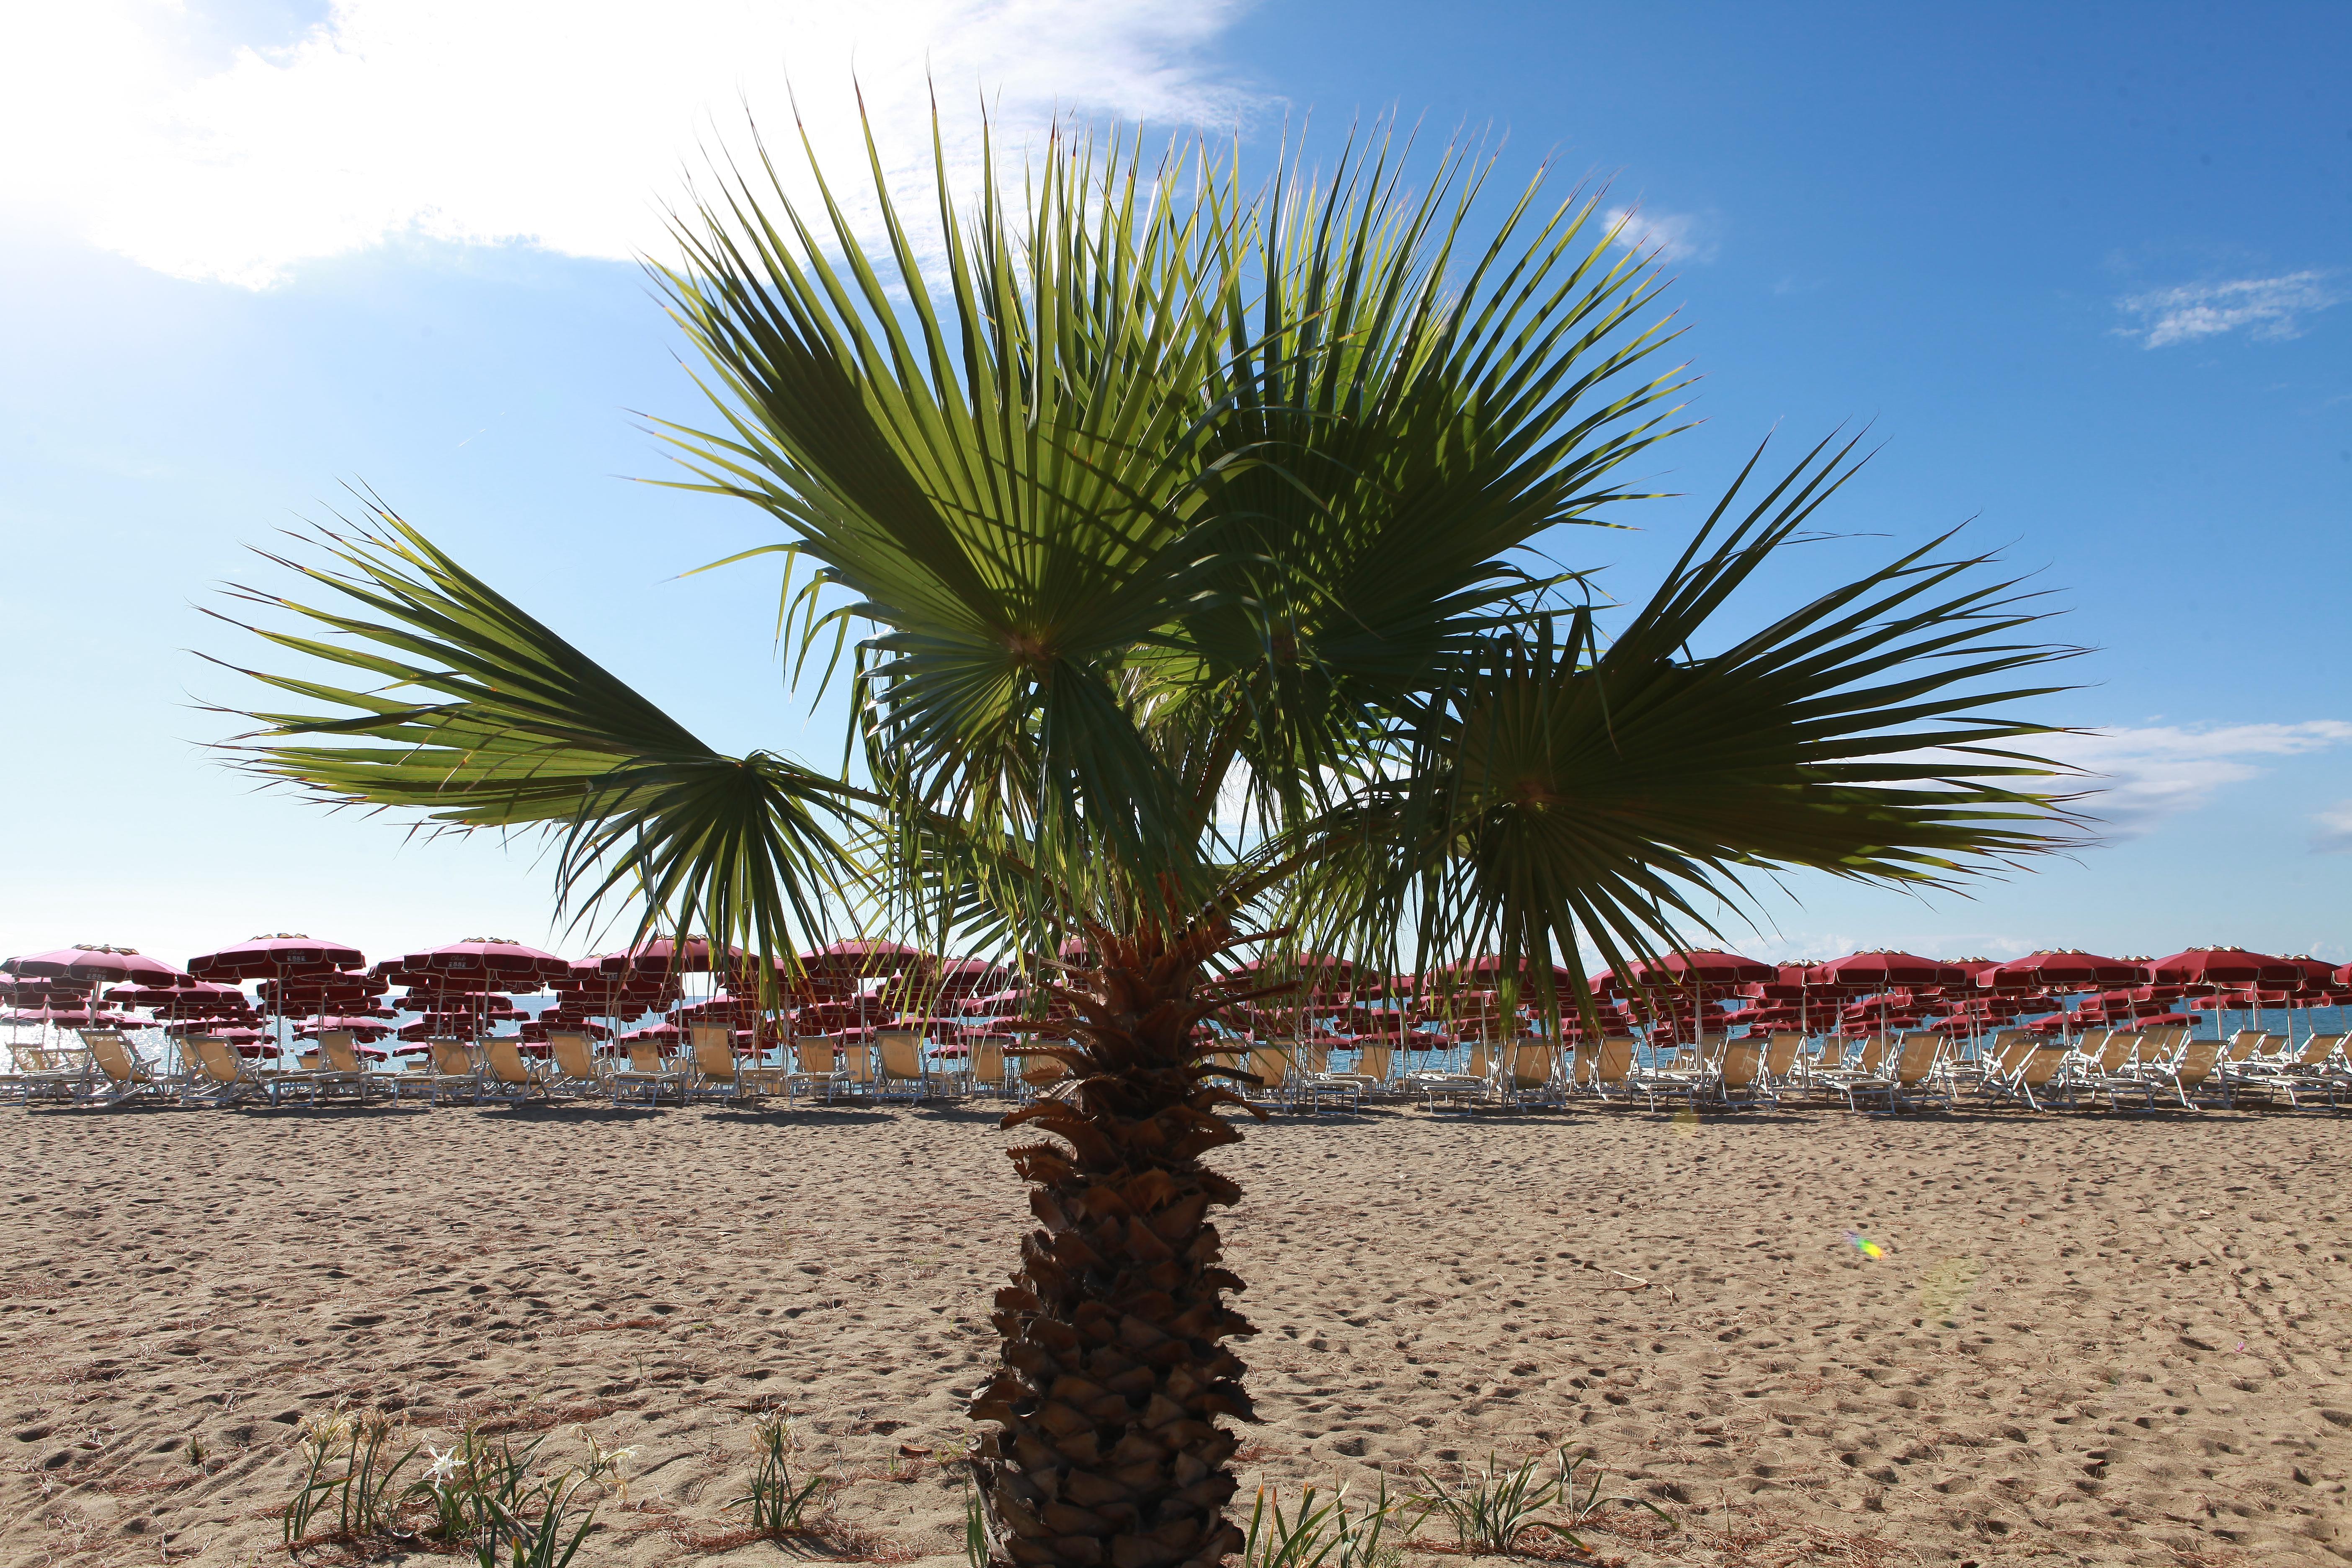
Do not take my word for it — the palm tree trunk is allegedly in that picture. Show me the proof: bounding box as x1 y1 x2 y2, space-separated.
967 921 1263 1568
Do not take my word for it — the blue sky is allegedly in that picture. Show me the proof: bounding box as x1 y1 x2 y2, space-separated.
2 0 2346 973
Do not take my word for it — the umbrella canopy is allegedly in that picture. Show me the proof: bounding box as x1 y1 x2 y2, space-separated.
801 939 921 977
1809 950 1972 990
293 1017 393 1044
1428 955 1569 989
400 937 571 982
257 970 389 1009
106 980 248 1013
520 1019 612 1042
189 934 364 980
2272 954 2342 987
1621 949 1776 986
0 977 95 1006
393 989 515 1010
598 937 732 977
5 944 184 985
2146 946 2298 986
1988 949 2144 989
925 957 1007 994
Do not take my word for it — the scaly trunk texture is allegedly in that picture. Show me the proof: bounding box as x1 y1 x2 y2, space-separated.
967 921 1270 1568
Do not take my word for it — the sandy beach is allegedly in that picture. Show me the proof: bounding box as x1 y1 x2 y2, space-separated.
3 1098 2346 1567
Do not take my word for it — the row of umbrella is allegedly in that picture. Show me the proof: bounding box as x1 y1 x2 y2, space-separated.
8 939 2348 1055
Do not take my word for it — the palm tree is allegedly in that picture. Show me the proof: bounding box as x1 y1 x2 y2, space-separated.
215 118 2076 1568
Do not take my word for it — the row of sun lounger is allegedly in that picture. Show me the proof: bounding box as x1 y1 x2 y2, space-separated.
11 1023 2347 1115
1 1027 1069 1110
1213 1024 2352 1115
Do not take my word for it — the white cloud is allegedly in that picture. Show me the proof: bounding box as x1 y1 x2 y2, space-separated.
2032 721 2352 835
1604 204 1714 264
2114 271 2342 348
0 0 1256 288
2313 800 2352 854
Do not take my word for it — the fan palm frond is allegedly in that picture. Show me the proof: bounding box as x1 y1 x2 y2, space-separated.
207 501 868 968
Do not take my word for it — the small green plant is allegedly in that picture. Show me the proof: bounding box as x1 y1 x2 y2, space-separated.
474 1471 595 1568
409 1425 501 1542
282 1421 341 1545
1242 1481 1397 1568
963 1477 990 1568
573 1424 640 1502
282 1405 416 1545
735 1413 829 1533
1552 1449 1676 1541
1407 1447 1672 1555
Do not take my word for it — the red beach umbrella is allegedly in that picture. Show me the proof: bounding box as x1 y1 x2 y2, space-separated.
799 939 921 977
519 1019 611 1042
2146 946 2298 986
0 977 95 1006
401 937 571 983
257 970 389 1009
5 944 184 985
1810 950 1972 989
1622 949 1775 986
1988 950 2144 990
188 934 364 980
2 1008 140 1028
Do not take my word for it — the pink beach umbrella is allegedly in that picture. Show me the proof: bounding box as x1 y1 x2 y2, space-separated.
2146 946 2298 986
401 937 571 983
2148 946 2299 1038
5 944 185 986
1988 950 2143 990
188 934 364 980
1810 950 1973 989
1 976 95 1007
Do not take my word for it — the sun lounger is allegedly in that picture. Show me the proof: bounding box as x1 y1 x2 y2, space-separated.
1761 1032 1804 1091
2104 1030 2228 1111
411 1037 486 1104
874 1029 942 1102
480 1038 552 1103
618 1038 688 1103
545 1029 615 1101
686 1025 753 1103
789 1038 851 1101
1693 1034 1778 1109
1320 1042 1396 1100
1817 1032 1892 1101
1986 1036 2073 1111
836 1039 880 1101
2258 1031 2348 1108
963 1034 1012 1098
1839 1030 1951 1113
78 1030 172 1106
1242 1043 1297 1108
5 1042 84 1104
320 1031 393 1101
1578 1035 1663 1108
1407 1040 1491 1111
263 1029 376 1107
1283 1041 1365 1112
1809 1034 1844 1084
184 1035 270 1106
1014 1046 1070 1102
2089 1028 2139 1078
1494 1041 1565 1107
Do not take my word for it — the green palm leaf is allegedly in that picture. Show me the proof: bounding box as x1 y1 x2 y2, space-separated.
206 500 867 969
1287 434 2081 1022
